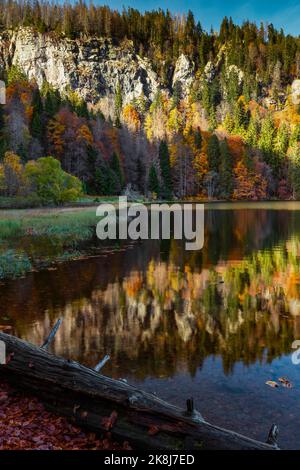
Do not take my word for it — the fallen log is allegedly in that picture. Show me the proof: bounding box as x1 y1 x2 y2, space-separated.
0 332 277 450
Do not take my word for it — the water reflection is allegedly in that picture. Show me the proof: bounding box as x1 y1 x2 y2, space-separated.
1 204 300 447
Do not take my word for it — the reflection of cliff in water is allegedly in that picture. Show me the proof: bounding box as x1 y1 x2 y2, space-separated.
2 207 300 378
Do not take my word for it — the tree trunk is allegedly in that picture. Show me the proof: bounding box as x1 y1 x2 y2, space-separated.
0 332 277 450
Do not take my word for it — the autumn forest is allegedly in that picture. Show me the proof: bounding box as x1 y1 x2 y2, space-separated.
0 1 299 204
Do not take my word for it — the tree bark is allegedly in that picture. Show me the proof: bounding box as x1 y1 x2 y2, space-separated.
0 332 277 450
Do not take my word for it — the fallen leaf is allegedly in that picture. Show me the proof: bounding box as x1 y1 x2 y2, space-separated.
278 377 293 388
0 392 8 403
0 380 131 450
266 380 279 388
148 425 160 436
101 411 118 431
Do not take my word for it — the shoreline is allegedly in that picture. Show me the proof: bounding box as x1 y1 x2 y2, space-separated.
1 198 300 217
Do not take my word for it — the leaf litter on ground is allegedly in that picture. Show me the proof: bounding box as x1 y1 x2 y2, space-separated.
0 381 132 450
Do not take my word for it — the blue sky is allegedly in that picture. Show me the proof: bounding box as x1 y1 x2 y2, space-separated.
100 0 300 36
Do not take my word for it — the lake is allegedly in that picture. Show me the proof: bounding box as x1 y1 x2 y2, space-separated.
1 201 300 449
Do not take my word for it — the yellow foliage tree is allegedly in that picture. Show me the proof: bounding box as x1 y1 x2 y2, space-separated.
122 104 141 132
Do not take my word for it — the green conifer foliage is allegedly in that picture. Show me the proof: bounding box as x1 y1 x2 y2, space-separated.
159 140 172 199
207 134 220 172
110 152 125 193
148 164 160 195
219 139 233 198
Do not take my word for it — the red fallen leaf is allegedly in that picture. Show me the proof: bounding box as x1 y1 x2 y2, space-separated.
278 377 293 388
80 411 88 419
32 436 44 443
28 362 34 369
0 380 132 450
101 411 118 431
123 441 132 450
265 380 279 388
148 425 160 436
0 392 8 403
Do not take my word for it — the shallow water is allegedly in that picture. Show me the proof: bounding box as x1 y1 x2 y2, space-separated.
1 202 300 449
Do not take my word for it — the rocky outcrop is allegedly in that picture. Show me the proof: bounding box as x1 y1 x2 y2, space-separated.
172 54 194 97
0 28 161 104
203 61 216 83
291 79 300 105
227 64 244 85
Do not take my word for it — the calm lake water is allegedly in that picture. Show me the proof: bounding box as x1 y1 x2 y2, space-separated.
1 201 300 449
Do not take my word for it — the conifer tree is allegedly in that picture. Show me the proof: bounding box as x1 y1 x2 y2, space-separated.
194 128 202 150
289 144 300 199
207 134 220 172
114 82 123 120
219 139 233 198
158 140 172 199
258 114 277 169
274 122 289 159
245 115 260 147
31 88 43 139
223 113 234 133
44 85 61 117
110 152 125 191
94 165 112 195
148 164 160 195
233 100 249 133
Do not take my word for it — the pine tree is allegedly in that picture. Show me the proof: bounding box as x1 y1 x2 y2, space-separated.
158 140 172 199
110 152 125 192
44 85 61 117
207 134 220 172
172 81 182 108
219 139 233 198
209 106 217 131
289 124 300 148
233 100 249 133
274 122 289 159
194 128 202 150
148 164 160 195
245 115 260 147
258 114 277 169
94 165 110 195
114 81 123 121
223 113 234 133
289 144 300 199
31 88 43 139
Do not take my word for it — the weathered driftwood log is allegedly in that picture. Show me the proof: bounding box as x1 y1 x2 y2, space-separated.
0 332 277 450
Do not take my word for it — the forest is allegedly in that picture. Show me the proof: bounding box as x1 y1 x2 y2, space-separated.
0 1 300 204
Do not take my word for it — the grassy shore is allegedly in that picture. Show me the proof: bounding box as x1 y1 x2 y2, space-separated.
0 205 103 280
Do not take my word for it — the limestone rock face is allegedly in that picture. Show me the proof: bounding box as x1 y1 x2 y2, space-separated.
203 61 216 83
291 79 300 105
227 64 244 85
0 28 161 104
172 54 195 97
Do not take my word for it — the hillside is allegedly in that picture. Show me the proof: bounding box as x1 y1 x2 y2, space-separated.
0 1 300 202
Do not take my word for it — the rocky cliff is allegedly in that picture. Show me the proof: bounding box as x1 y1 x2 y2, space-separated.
0 27 299 108
0 28 165 104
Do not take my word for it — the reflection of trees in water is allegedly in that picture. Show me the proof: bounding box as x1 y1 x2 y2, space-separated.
2 208 300 378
